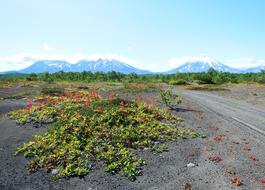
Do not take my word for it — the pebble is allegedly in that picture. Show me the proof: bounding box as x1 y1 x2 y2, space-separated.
187 163 196 168
51 169 60 175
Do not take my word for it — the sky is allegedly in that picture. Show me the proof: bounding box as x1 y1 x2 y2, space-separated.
0 0 265 72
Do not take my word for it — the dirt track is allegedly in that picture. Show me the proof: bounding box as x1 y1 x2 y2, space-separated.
1 88 265 189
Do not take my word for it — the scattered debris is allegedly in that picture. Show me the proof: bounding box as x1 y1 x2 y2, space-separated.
180 183 192 190
210 127 219 131
242 146 251 151
208 156 222 163
231 177 242 186
205 146 214 151
232 140 239 144
249 156 258 161
187 163 196 168
225 167 236 175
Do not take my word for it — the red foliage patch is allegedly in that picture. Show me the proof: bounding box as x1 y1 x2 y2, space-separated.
208 156 223 163
125 138 132 148
180 183 192 190
231 177 242 186
249 156 258 161
242 145 251 151
26 98 33 111
212 135 222 142
210 127 219 131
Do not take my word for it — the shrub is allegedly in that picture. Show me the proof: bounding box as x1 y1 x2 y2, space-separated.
41 87 65 96
168 79 187 85
159 87 182 109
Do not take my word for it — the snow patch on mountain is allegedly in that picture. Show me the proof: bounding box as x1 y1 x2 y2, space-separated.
166 54 241 73
18 59 151 74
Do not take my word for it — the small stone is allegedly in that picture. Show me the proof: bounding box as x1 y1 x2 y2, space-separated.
154 141 160 144
51 169 60 175
187 163 196 168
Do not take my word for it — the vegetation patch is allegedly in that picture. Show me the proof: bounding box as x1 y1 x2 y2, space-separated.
9 90 200 181
168 79 188 85
183 85 229 91
122 82 157 93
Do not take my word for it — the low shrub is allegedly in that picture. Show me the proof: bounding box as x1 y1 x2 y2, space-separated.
41 87 65 96
159 87 182 109
168 79 187 85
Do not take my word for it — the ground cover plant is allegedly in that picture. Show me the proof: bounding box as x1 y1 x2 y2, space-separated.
9 89 200 180
182 84 229 91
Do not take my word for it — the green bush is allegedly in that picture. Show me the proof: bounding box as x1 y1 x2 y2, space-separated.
159 87 182 109
168 79 187 85
41 87 65 96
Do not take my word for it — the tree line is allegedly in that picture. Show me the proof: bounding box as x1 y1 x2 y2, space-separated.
1 69 265 84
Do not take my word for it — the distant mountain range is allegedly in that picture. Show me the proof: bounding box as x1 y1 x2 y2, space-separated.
1 55 265 74
18 59 152 74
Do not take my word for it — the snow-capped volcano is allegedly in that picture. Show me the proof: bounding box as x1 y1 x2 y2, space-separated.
19 60 72 73
18 59 151 74
74 59 151 74
166 54 241 73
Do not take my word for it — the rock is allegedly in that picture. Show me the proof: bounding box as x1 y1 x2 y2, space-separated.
43 118 54 124
187 163 196 168
51 169 60 175
33 123 42 128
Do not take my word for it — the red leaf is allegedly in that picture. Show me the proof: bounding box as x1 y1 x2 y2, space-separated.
231 177 242 186
242 145 251 151
208 156 222 162
249 156 258 161
125 138 132 148
212 135 222 142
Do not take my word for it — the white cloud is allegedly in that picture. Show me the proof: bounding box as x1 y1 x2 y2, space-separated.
0 53 136 72
0 53 40 71
225 58 265 69
42 43 54 51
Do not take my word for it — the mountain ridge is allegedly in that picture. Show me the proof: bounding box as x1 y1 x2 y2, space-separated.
18 59 152 74
2 56 265 74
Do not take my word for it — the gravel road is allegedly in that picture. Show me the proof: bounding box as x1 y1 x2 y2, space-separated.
182 90 265 136
178 89 265 190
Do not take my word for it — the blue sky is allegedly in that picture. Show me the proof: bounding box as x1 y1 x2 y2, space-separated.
0 0 265 72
